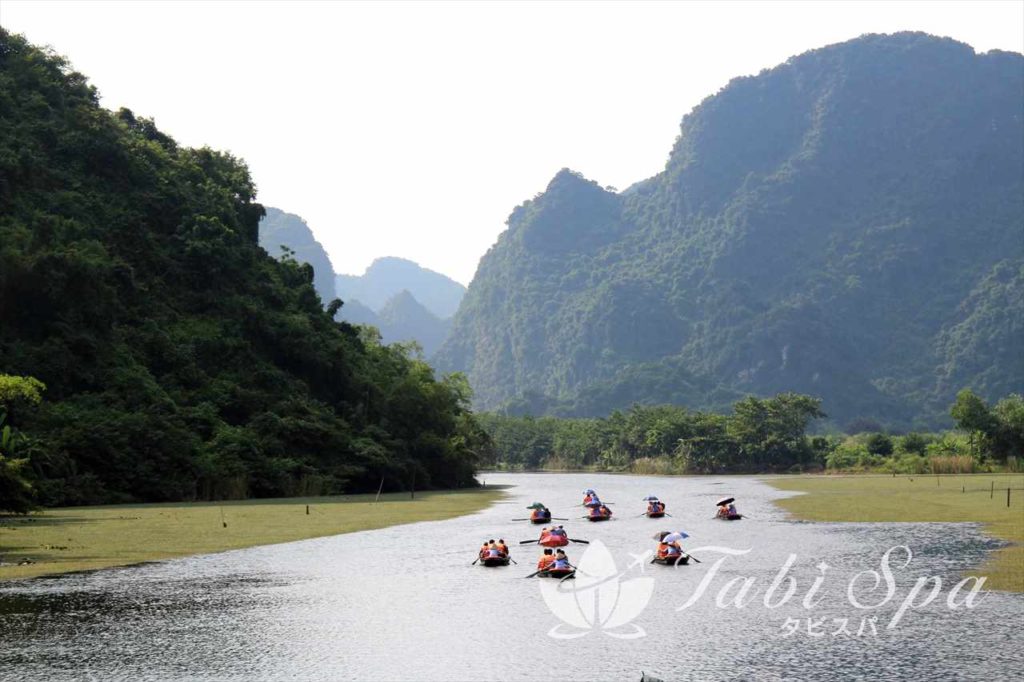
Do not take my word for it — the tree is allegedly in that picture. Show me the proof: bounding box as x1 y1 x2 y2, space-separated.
0 374 45 513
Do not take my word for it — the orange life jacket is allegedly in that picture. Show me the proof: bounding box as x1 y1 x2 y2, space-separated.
497 543 509 556
537 555 555 570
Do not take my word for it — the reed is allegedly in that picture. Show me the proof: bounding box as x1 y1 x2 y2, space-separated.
929 455 976 474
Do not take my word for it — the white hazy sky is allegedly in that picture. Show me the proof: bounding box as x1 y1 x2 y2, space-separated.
3 1 1022 284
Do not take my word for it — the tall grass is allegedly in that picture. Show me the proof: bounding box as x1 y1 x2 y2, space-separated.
630 457 686 475
929 455 975 474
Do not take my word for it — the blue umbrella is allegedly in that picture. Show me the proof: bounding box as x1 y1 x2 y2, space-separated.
661 531 690 544
642 495 659 501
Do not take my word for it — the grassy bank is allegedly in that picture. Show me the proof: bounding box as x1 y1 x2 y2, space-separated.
0 487 504 581
769 474 1024 592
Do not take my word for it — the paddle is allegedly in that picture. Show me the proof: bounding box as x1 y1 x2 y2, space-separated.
569 538 589 544
519 539 539 545
508 557 518 565
472 557 480 566
511 518 530 521
523 569 543 579
550 517 570 521
683 552 702 564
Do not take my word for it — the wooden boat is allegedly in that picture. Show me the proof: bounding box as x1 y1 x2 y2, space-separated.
538 533 569 547
652 554 690 566
480 555 510 567
586 512 612 522
530 512 552 524
716 513 743 521
645 509 666 518
537 567 575 579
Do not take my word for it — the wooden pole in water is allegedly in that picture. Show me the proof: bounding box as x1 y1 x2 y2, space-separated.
374 476 385 503
991 481 995 499
410 471 416 500
306 504 310 515
1008 487 1012 508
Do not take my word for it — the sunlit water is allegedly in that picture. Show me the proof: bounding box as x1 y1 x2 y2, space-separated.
1 473 1021 681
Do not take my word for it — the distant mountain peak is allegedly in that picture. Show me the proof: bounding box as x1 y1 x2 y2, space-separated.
336 256 466 319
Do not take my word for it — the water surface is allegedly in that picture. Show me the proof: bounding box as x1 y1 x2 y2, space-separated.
1 473 1021 681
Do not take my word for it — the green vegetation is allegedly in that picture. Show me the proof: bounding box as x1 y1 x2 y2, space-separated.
820 391 1024 474
0 30 487 507
436 33 1024 429
0 487 503 581
0 375 46 512
479 390 1023 475
479 393 827 473
769 475 1024 592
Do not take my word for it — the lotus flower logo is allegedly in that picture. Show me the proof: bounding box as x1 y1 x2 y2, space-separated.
539 540 654 639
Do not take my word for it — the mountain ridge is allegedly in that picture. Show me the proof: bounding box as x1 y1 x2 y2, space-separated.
435 32 1024 429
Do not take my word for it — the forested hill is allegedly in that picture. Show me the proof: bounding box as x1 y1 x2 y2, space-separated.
435 33 1024 430
0 31 486 506
336 257 466 319
258 207 337 304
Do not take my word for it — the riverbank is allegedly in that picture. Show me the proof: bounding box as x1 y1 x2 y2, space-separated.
0 487 505 581
768 474 1024 592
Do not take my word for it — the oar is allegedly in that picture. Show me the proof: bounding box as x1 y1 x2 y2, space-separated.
523 569 544 579
683 552 701 564
569 538 589 544
519 539 539 544
550 517 569 521
511 518 531 521
472 556 480 566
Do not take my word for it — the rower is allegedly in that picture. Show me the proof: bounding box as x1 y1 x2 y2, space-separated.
552 549 571 570
537 548 555 570
496 539 509 557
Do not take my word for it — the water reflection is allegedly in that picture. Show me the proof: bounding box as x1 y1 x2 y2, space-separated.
1 473 1021 681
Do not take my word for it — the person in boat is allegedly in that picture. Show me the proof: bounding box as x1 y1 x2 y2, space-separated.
537 548 555 570
550 525 567 538
717 504 729 518
487 540 503 558
480 540 492 559
551 549 572 571
647 499 665 514
656 537 683 559
496 539 509 557
598 504 612 518
727 503 738 516
531 505 551 520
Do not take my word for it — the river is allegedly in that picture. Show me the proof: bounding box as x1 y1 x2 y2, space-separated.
1 473 1022 681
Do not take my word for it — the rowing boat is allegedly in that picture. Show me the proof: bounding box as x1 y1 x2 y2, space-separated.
652 554 690 566
536 568 575 579
480 555 510 567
